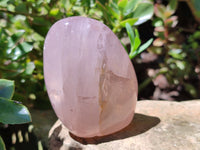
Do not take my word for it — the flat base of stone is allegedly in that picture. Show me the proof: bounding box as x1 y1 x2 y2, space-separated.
48 100 200 150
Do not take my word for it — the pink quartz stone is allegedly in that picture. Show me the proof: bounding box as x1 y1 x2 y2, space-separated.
44 16 138 138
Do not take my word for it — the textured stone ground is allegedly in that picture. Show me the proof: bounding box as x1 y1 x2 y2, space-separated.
48 100 200 150
30 108 57 147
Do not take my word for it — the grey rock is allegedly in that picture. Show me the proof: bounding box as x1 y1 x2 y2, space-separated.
48 100 200 150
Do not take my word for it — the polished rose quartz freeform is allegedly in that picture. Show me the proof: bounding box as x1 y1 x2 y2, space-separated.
44 16 138 138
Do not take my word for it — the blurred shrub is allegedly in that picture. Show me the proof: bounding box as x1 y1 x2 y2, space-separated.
0 0 153 107
147 0 199 98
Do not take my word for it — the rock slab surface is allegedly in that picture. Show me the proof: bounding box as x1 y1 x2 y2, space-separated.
49 100 200 150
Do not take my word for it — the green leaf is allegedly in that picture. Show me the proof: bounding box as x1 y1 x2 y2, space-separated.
15 3 28 14
152 18 164 27
167 0 177 12
107 3 120 19
120 18 138 27
129 38 153 59
7 30 25 48
0 136 6 150
169 49 186 60
0 97 31 124
11 42 33 60
184 83 197 98
0 79 14 99
96 1 113 25
125 23 135 46
126 23 142 59
0 0 9 7
193 31 200 39
154 4 166 20
132 28 141 51
123 0 140 16
133 2 154 25
49 8 59 16
137 38 153 54
118 0 128 11
25 62 35 75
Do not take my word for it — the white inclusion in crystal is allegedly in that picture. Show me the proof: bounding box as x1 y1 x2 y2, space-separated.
49 89 62 102
87 24 91 29
103 63 106 69
65 22 69 26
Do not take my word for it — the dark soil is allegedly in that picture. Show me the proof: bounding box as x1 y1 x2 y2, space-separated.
0 124 47 150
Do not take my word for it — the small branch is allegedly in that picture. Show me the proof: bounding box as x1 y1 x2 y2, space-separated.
0 8 55 21
0 8 37 17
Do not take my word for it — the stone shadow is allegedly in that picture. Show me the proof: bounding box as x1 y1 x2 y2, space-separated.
69 113 160 144
48 125 64 150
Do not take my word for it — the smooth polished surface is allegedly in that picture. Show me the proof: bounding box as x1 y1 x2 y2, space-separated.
44 16 138 137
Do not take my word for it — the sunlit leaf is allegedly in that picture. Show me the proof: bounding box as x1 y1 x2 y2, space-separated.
133 2 154 25
129 38 153 59
123 0 140 16
2 62 24 78
175 60 185 70
132 28 141 51
118 0 128 11
154 4 166 20
120 18 138 27
165 16 178 27
0 79 14 99
50 8 59 16
169 49 186 60
148 46 162 55
11 42 33 60
152 18 164 27
7 30 25 48
125 23 135 46
153 38 165 46
0 97 31 124
106 3 120 20
96 1 113 25
154 26 165 32
25 62 35 75
0 0 9 7
137 38 153 54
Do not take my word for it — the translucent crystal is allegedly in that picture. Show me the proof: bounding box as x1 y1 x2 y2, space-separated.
44 16 138 137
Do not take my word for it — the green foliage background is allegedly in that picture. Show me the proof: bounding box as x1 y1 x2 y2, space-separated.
0 0 155 108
